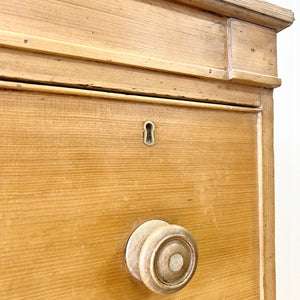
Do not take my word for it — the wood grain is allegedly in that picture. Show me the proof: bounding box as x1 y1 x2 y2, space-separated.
227 19 278 78
223 0 293 21
176 0 294 32
0 1 287 298
0 89 260 299
0 28 280 89
0 47 262 107
0 29 227 82
0 1 288 88
0 81 261 113
259 89 276 300
0 0 227 70
228 69 281 88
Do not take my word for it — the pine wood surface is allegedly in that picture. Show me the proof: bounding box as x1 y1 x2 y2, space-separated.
0 28 281 89
222 0 293 21
176 0 294 32
0 0 227 70
0 81 261 113
0 88 261 299
0 28 228 82
0 0 288 89
0 0 288 298
260 89 276 299
228 19 277 77
228 69 282 89
0 47 262 107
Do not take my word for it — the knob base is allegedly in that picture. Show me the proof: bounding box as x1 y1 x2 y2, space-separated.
125 220 168 281
125 220 198 294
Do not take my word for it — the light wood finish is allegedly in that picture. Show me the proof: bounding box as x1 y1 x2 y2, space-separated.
126 220 169 281
0 0 293 298
0 0 227 70
0 4 285 88
0 88 260 299
0 81 261 113
259 89 276 299
228 69 282 88
228 19 278 78
0 47 262 107
126 220 198 294
176 0 294 32
0 26 281 89
0 30 227 82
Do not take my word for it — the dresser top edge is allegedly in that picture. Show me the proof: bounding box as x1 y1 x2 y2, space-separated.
175 0 294 32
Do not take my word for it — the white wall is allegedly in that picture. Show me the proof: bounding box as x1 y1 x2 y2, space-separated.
267 1 300 299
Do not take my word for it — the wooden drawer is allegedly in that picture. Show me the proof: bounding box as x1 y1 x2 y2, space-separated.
0 0 294 299
1 83 268 299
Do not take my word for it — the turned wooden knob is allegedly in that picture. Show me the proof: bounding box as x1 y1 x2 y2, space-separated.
125 220 198 294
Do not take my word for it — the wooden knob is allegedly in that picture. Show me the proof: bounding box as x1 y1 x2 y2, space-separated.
125 220 198 294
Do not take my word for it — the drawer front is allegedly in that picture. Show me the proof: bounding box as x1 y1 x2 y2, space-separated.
0 88 261 299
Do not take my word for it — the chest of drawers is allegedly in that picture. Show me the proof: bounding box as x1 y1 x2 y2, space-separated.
0 0 294 299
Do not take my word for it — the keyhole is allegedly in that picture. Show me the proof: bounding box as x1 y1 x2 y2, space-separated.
144 121 155 146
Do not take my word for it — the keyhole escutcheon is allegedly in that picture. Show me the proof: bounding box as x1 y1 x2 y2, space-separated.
144 121 155 146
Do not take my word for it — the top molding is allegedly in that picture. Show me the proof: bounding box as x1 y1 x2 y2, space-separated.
176 0 294 32
0 0 294 93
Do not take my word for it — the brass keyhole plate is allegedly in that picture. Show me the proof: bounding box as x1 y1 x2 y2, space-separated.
143 121 155 146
